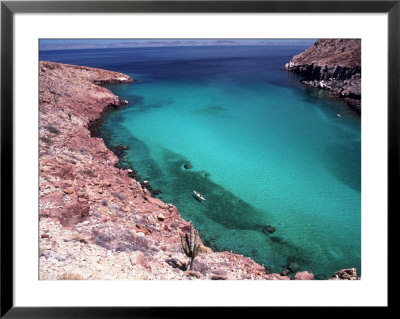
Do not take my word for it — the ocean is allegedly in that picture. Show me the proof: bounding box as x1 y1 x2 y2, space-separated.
40 43 361 279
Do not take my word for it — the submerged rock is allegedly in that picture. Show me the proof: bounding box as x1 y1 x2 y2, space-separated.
269 236 282 243
287 262 300 273
152 189 162 195
262 225 276 234
115 145 129 150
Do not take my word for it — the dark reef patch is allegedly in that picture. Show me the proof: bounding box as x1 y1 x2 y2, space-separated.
196 104 229 116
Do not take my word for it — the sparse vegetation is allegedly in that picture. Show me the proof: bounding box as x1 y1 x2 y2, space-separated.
111 191 125 201
45 125 60 135
181 222 200 270
39 136 52 145
71 233 90 244
58 273 84 280
81 168 95 177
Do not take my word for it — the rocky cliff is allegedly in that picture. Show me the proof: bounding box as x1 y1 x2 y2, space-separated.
39 61 359 280
284 39 361 112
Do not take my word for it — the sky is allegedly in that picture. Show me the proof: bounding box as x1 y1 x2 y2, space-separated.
39 39 316 51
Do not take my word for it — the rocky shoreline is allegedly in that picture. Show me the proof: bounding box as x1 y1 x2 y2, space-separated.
283 39 361 113
39 61 359 280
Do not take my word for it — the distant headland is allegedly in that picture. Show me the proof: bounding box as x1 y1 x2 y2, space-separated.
284 39 361 113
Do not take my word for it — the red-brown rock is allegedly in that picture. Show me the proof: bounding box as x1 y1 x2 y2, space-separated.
265 273 290 280
292 270 314 280
64 188 74 194
330 268 359 280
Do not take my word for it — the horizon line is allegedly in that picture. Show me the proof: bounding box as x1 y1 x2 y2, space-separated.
39 39 317 51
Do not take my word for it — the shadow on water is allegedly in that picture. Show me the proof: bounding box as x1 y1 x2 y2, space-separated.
284 86 361 192
323 141 361 192
134 96 175 111
159 147 265 231
91 110 163 182
158 147 314 272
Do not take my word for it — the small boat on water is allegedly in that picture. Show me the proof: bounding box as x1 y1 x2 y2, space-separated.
193 190 206 201
336 113 341 117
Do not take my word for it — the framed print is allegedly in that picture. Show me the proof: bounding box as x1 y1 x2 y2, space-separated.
1 0 396 316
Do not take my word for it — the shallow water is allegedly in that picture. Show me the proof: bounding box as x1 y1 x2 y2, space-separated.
41 44 361 278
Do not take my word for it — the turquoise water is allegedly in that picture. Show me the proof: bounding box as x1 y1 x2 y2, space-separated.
42 45 361 278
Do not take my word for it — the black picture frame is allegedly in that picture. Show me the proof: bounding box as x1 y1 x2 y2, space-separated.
1 0 396 317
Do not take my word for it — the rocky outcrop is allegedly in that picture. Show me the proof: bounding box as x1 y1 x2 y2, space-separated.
292 270 314 280
330 268 360 280
284 39 361 113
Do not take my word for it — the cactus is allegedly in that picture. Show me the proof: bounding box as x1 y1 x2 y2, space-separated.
180 222 200 270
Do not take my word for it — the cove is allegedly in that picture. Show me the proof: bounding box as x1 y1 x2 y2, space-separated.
41 44 361 278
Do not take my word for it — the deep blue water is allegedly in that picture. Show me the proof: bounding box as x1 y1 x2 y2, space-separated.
40 44 361 279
